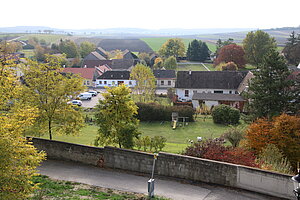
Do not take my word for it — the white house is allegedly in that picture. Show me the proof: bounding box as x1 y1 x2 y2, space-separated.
95 71 136 88
175 71 253 111
153 69 176 88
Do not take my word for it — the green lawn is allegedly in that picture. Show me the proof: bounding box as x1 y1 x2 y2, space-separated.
177 64 207 71
141 37 216 53
177 63 215 71
37 117 230 154
31 175 168 200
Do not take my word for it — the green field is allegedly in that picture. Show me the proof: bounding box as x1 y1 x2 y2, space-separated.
18 34 68 44
177 63 215 71
34 117 230 154
141 37 217 53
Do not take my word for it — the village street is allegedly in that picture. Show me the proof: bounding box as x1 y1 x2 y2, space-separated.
38 160 282 200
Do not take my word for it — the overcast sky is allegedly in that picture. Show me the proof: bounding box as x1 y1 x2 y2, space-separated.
1 0 299 30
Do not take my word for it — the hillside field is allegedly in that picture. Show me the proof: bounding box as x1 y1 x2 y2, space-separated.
18 34 68 43
141 37 217 53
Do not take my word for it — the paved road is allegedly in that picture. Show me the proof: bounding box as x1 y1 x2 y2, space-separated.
38 160 281 200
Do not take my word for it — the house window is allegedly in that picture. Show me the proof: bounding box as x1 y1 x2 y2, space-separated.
112 81 115 85
185 90 189 97
214 90 223 94
161 80 164 85
229 91 232 94
193 90 197 94
235 91 239 94
104 81 107 85
168 81 171 85
129 81 132 85
99 81 102 84
87 80 90 85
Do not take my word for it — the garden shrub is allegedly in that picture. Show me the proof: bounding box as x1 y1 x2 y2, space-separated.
222 126 244 147
183 138 259 168
135 135 167 152
258 144 293 174
246 113 300 169
136 103 194 122
212 104 240 125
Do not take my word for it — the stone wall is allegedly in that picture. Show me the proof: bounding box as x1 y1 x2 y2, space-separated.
29 137 104 166
30 137 294 199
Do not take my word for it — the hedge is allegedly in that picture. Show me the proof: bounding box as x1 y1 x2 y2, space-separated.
211 104 240 125
136 103 195 122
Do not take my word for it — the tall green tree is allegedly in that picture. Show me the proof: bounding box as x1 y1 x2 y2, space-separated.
158 38 185 58
80 41 96 58
186 40 210 62
243 30 277 66
94 84 140 148
199 42 210 61
0 48 45 200
283 31 300 65
59 39 80 58
247 49 295 119
130 63 156 102
164 56 177 69
21 55 85 140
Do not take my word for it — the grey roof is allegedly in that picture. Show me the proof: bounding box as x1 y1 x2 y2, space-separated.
95 47 108 59
111 59 135 70
123 50 138 59
153 70 176 79
176 71 248 89
96 71 130 80
192 93 245 101
84 51 106 61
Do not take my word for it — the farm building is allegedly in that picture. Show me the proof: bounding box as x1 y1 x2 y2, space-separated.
62 66 110 87
175 71 253 111
95 71 136 88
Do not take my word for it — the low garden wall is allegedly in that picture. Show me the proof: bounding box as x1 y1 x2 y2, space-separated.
30 137 294 199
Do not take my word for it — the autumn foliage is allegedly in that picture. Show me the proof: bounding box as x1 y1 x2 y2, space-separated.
214 44 246 69
246 113 300 168
184 139 259 168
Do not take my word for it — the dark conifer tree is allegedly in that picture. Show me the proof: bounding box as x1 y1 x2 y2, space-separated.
247 49 295 119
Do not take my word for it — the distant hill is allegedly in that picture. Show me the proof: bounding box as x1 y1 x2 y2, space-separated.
193 27 300 45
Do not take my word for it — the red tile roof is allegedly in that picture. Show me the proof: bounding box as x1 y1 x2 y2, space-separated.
62 68 96 79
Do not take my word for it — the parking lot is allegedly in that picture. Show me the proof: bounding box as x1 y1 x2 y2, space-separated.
81 89 105 108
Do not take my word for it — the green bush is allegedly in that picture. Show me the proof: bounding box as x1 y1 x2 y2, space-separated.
136 103 194 122
212 104 240 125
135 135 167 152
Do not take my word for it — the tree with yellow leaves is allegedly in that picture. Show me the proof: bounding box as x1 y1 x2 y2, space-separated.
21 55 85 140
0 48 45 199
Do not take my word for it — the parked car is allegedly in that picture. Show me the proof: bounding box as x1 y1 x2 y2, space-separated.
68 100 82 106
87 90 98 96
77 92 92 100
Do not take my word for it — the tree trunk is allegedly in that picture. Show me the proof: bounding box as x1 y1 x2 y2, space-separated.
49 120 52 140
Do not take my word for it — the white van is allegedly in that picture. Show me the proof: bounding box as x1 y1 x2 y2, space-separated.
78 92 92 100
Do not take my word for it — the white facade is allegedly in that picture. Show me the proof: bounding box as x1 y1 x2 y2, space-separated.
192 100 219 108
176 88 238 102
156 79 176 88
95 79 136 87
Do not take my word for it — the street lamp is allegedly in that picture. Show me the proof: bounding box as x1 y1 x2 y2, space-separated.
292 169 300 200
148 153 158 198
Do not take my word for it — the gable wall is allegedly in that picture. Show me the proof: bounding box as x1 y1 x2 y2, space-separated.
176 88 237 101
